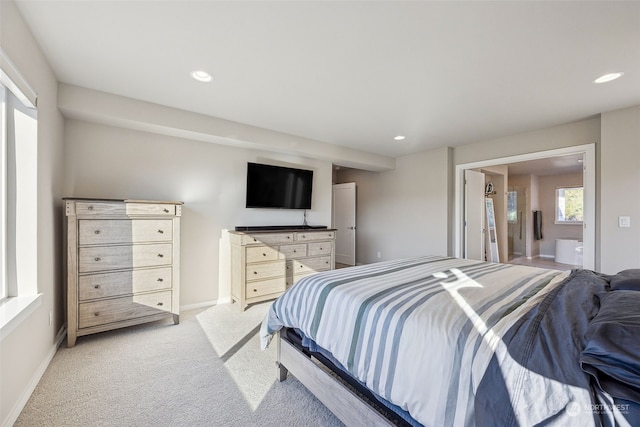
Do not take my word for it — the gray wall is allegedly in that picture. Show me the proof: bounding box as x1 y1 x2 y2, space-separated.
0 1 65 424
339 110 639 274
600 105 640 273
64 119 334 307
336 147 451 264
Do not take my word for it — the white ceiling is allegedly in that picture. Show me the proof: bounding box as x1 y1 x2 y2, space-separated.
505 153 584 177
14 0 640 158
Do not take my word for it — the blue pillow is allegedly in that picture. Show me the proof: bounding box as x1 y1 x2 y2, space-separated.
580 291 640 403
610 269 640 291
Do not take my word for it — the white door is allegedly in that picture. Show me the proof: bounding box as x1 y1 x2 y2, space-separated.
465 170 485 261
332 183 356 265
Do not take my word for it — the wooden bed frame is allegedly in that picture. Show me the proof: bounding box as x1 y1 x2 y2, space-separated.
276 330 396 426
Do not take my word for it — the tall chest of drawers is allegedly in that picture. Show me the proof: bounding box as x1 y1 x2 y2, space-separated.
229 229 336 311
64 198 182 347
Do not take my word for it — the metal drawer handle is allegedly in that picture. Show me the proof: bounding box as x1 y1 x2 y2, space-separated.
88 205 94 211
94 312 99 316
157 278 164 282
157 229 164 234
94 285 100 289
157 302 164 306
94 257 101 262
94 230 101 234
163 208 169 213
253 289 257 292
287 236 291 239
253 271 258 275
263 253 267 256
157 254 164 258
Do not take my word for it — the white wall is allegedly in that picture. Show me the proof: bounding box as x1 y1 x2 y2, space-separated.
0 1 65 425
600 105 640 273
64 119 333 307
336 147 451 264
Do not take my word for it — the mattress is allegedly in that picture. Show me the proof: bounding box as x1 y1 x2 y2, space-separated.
261 256 640 426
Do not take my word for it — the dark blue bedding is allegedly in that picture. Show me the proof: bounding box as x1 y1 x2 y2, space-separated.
476 269 640 426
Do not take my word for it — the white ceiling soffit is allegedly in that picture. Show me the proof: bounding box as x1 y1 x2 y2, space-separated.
14 1 640 158
506 154 584 177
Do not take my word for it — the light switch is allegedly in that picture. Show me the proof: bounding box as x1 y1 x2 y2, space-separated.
619 216 631 228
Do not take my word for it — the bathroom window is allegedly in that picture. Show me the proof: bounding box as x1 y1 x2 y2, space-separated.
555 187 583 224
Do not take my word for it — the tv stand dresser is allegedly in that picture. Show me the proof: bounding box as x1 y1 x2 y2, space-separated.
229 227 336 310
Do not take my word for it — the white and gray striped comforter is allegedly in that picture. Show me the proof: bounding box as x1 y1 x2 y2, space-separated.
260 256 595 426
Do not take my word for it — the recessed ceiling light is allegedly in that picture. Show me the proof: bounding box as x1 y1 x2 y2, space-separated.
394 135 405 141
594 72 623 84
191 70 212 83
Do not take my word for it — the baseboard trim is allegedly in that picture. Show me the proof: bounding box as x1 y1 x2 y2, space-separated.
180 300 219 312
2 325 66 427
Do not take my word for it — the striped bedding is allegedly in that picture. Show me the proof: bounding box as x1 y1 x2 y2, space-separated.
260 256 611 426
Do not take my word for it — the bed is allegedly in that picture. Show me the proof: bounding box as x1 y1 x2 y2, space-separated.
260 256 640 426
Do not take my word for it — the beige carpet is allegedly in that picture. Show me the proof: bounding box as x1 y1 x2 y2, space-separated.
15 302 343 427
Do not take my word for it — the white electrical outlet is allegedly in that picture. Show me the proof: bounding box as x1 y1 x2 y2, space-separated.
619 216 631 228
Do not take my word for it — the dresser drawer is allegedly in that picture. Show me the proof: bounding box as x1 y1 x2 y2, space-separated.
246 245 279 263
126 203 176 216
76 202 125 216
245 277 287 298
78 267 172 301
79 219 173 245
79 243 172 273
242 233 294 246
78 290 172 329
290 256 332 274
307 241 333 257
246 260 285 281
296 231 336 241
278 244 307 259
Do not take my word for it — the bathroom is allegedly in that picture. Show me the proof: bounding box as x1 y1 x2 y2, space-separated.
506 155 584 270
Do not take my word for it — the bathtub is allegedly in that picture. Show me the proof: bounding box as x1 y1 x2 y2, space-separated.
555 238 583 265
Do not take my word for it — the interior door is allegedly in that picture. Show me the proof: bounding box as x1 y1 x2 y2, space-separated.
465 170 485 261
332 183 356 265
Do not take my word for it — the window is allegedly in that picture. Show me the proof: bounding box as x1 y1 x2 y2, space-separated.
555 187 583 224
1 83 5 301
0 50 40 340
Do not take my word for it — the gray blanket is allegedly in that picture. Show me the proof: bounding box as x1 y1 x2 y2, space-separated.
476 269 640 426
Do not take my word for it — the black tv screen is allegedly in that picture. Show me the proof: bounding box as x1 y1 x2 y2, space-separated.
245 162 313 209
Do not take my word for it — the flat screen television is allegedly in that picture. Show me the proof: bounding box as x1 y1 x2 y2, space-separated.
245 162 313 209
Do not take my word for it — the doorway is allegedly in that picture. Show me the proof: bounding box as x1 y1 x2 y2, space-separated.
332 182 356 266
454 143 595 270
